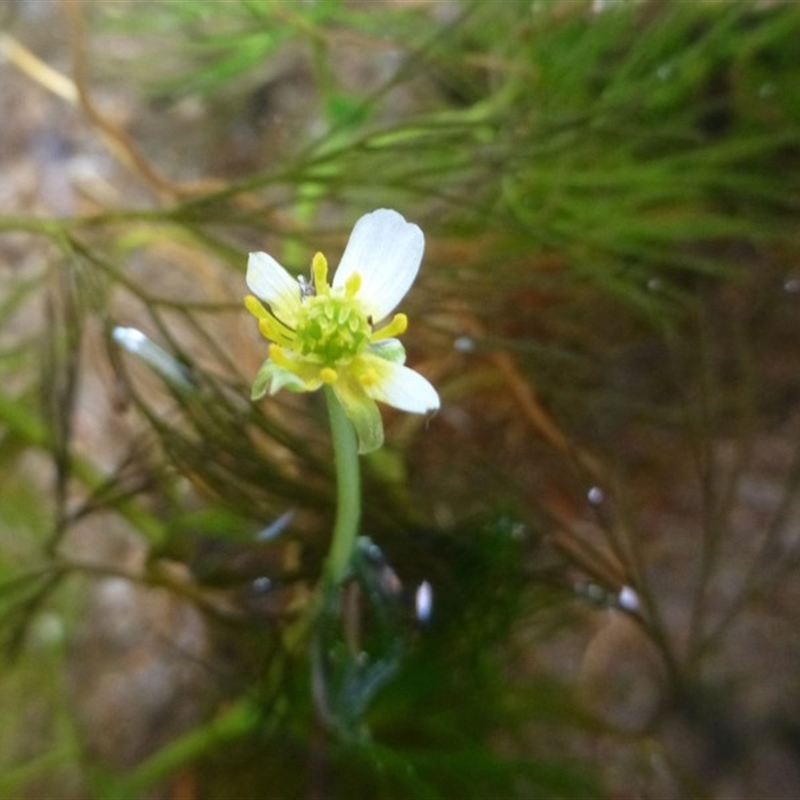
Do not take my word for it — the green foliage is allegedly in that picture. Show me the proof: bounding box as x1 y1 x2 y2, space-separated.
1 0 800 796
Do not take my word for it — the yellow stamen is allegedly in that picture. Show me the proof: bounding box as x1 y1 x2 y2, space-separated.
320 367 338 384
258 314 296 347
269 343 293 369
372 312 408 340
244 295 268 320
345 272 362 297
312 252 330 295
354 359 381 388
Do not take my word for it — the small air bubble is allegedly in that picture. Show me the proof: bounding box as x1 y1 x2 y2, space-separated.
454 336 476 353
256 510 294 541
647 277 663 292
656 64 672 81
618 585 640 612
415 581 433 623
784 278 800 294
252 576 272 593
587 486 604 505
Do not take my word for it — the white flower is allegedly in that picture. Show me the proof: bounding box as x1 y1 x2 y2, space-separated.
245 209 439 453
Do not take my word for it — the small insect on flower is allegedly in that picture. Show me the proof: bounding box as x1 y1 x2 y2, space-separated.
245 209 440 453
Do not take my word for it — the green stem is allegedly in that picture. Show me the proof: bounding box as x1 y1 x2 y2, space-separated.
323 385 362 586
98 699 260 799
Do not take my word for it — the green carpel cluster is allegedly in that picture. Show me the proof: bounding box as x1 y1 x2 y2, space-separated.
295 295 371 364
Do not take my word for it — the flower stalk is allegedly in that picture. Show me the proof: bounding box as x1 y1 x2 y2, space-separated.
323 385 361 586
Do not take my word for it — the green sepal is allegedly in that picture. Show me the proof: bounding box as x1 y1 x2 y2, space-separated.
333 375 385 454
370 337 406 364
251 359 309 400
251 359 274 400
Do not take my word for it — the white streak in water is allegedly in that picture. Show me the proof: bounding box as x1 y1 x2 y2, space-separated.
112 326 194 390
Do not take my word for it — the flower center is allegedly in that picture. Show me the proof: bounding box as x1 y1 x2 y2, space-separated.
294 294 371 364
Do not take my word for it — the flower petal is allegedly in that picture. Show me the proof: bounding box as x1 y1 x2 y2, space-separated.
363 356 440 414
247 252 302 325
333 209 424 322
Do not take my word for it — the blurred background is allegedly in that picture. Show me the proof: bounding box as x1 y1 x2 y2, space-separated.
1 0 800 797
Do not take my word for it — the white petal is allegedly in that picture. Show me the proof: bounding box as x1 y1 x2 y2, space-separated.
367 359 440 414
333 209 424 321
247 252 302 324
